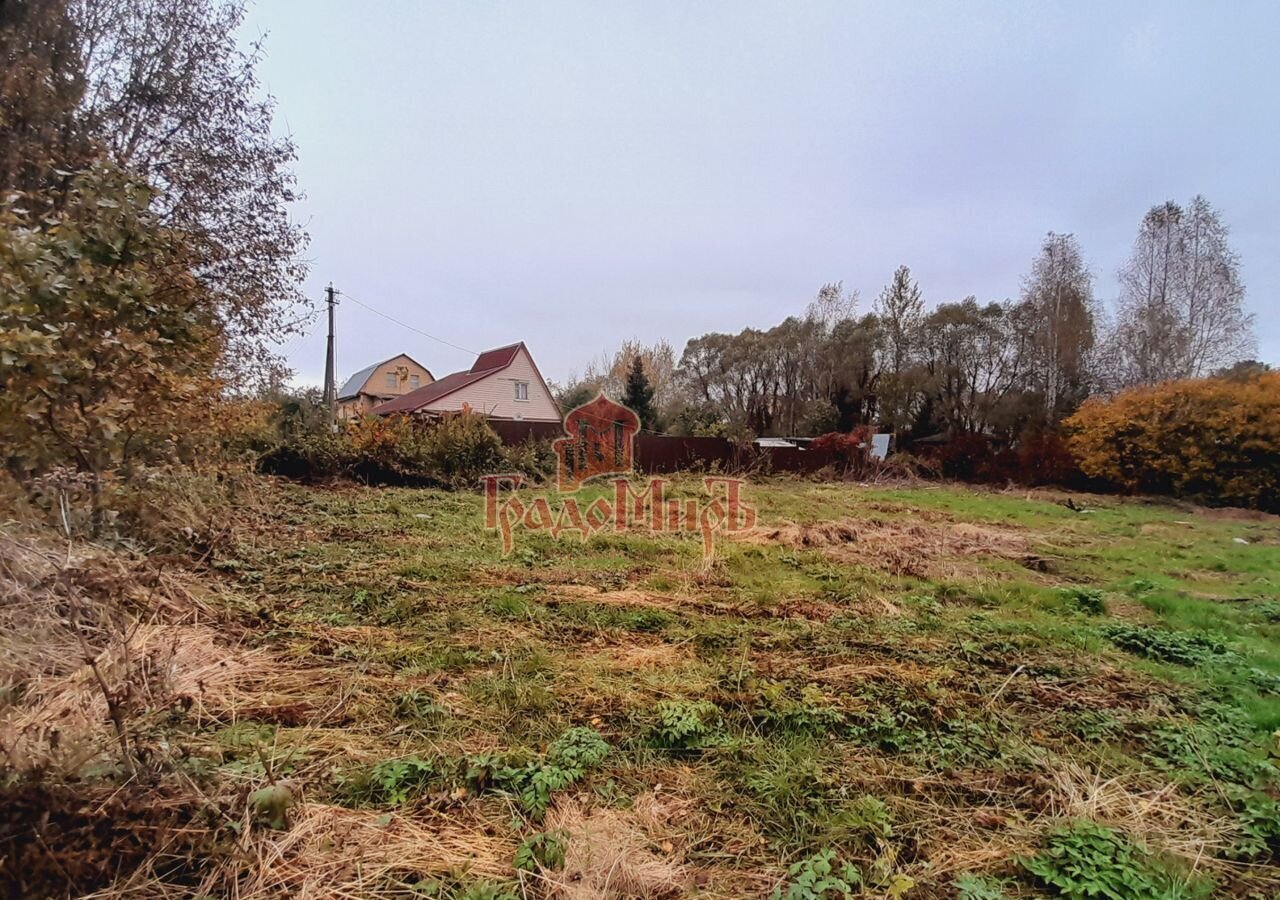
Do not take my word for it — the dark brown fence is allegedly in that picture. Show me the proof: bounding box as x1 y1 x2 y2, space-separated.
487 419 566 445
490 419 842 475
634 434 738 473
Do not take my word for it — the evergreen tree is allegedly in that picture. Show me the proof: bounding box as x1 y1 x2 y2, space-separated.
622 355 658 430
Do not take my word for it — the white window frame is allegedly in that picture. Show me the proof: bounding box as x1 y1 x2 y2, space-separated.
385 372 398 390
409 374 420 389
514 381 529 401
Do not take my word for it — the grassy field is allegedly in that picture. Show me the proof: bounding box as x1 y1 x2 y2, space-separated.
8 476 1280 898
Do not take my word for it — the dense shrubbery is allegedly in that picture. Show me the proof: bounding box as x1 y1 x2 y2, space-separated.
258 413 554 488
1065 373 1280 511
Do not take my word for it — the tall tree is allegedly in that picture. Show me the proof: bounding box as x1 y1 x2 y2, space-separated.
1018 233 1096 422
822 315 881 431
0 164 223 515
1112 197 1254 385
873 266 924 432
0 0 92 195
874 266 924 375
803 281 857 426
0 0 307 387
622 356 658 430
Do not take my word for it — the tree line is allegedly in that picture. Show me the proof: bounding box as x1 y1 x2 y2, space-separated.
562 200 1259 441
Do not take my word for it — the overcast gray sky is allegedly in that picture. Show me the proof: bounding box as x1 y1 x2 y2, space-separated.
240 0 1280 387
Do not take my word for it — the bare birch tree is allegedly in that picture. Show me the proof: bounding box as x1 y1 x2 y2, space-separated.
1019 233 1097 421
1112 197 1254 385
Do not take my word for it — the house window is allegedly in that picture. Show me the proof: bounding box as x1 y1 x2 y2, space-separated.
410 375 420 389
385 372 397 390
514 381 529 401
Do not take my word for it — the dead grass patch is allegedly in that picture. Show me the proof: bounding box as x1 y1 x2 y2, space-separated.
1043 764 1232 859
542 792 693 899
601 642 692 672
231 803 514 897
739 516 1054 579
811 659 948 687
1 622 334 774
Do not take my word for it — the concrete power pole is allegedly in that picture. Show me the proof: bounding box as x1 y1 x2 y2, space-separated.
322 283 339 427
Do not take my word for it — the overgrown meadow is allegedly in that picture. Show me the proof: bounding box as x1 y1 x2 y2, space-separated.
6 476 1278 898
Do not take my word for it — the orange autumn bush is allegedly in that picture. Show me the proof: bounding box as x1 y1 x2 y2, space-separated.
1065 372 1280 511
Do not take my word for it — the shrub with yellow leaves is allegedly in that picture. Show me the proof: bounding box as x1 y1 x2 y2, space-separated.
1064 373 1280 512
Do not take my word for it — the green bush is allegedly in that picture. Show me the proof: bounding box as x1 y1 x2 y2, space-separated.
417 413 504 485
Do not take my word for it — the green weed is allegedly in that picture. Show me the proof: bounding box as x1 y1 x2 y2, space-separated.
1021 821 1205 899
464 726 610 819
1103 624 1227 666
340 755 437 806
752 681 845 735
390 689 448 723
953 874 1011 900
771 848 862 900
513 830 567 872
650 699 722 750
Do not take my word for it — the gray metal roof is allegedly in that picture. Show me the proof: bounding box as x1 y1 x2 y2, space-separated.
337 360 388 400
339 354 436 401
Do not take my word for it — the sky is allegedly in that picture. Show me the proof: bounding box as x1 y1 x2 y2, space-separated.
238 0 1280 388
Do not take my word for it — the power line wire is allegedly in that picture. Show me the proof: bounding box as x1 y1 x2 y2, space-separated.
339 290 479 357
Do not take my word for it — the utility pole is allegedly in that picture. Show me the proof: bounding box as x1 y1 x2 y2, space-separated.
322 283 339 427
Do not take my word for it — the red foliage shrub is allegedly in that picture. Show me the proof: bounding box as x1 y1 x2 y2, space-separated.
1015 430 1083 486
810 426 873 471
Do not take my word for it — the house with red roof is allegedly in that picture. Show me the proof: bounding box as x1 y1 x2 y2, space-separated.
373 342 560 423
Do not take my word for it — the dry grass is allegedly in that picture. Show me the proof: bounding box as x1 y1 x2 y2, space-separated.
1044 764 1233 861
542 793 693 899
230 803 515 898
738 516 1055 579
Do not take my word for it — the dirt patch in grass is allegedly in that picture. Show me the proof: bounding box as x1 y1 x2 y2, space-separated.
741 519 861 548
1016 666 1174 713
1195 505 1280 523
600 642 693 671
739 517 1053 579
1104 594 1156 622
548 586 678 609
770 596 847 620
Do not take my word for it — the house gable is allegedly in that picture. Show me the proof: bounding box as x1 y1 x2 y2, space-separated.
425 344 559 421
341 354 434 401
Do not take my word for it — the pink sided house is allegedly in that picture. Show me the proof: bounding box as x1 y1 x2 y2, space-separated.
373 342 561 425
